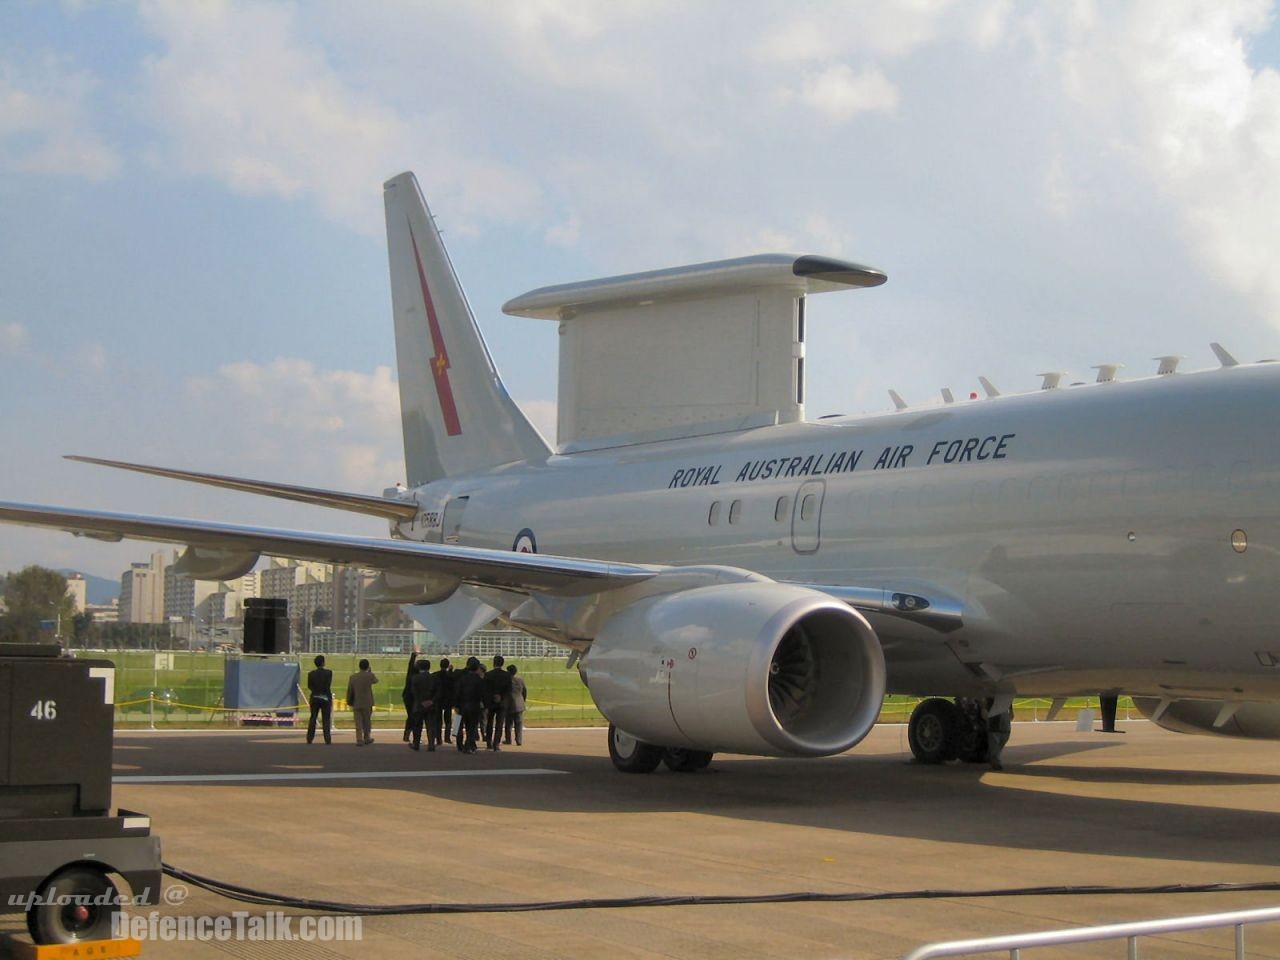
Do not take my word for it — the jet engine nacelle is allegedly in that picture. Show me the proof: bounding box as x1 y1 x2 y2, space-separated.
580 582 885 757
1134 697 1280 739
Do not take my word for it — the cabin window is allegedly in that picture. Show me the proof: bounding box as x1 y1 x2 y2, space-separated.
774 496 789 522
708 501 721 525
800 494 816 521
728 500 742 524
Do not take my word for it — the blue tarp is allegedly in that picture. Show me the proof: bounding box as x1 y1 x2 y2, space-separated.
224 659 300 710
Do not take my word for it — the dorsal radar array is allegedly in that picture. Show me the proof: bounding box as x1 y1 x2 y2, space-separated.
883 344 1262 414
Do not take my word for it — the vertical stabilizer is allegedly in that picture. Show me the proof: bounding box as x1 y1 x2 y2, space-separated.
383 172 550 485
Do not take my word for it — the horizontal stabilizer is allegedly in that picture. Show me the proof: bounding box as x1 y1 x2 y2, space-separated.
66 455 419 522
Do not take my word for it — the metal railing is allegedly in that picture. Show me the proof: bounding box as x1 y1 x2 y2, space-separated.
904 905 1280 960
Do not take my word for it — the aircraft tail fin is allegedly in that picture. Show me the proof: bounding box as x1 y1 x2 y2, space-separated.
383 173 550 485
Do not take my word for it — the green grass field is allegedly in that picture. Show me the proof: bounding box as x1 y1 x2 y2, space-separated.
80 650 1141 729
91 651 602 727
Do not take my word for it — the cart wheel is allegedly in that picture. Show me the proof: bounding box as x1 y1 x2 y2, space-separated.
27 867 118 945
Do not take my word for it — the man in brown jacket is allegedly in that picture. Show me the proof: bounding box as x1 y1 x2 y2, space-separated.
346 659 379 745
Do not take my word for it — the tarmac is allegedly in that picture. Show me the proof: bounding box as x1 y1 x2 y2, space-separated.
5 719 1280 959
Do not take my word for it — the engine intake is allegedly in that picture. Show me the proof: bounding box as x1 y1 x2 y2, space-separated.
581 582 885 757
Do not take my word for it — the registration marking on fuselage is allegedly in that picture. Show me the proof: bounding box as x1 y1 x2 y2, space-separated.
114 769 570 784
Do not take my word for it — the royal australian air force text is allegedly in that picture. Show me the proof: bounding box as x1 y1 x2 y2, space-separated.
667 433 1016 489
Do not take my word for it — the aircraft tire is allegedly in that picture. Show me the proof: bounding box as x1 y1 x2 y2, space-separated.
908 698 961 764
608 723 663 773
27 867 118 945
662 747 714 773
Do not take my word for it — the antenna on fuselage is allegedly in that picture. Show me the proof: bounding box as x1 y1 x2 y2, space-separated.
1037 371 1067 390
978 376 1000 398
1154 355 1183 375
1093 363 1122 383
940 388 955 404
888 389 908 411
1210 342 1239 368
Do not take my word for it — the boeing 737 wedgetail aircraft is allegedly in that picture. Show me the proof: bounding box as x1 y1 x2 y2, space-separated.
3 171 1280 773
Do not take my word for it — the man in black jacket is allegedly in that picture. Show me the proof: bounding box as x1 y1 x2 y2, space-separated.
306 655 333 744
483 654 512 751
408 660 439 751
432 658 455 745
454 657 486 754
401 650 419 742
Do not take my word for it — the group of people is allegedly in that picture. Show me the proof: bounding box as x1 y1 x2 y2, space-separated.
303 652 528 752
402 652 528 754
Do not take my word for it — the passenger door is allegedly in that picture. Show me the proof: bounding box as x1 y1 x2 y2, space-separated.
791 480 825 554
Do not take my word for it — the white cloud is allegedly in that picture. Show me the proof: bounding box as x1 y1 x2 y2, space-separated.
1048 0 1280 325
516 398 558 445
0 323 29 353
545 212 582 248
136 0 540 234
0 56 119 179
799 64 900 123
76 343 108 373
186 360 403 490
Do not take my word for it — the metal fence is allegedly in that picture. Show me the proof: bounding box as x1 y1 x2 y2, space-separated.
904 904 1280 960
305 628 564 658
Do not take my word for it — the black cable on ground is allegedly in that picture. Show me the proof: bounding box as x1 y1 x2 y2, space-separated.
161 865 1280 916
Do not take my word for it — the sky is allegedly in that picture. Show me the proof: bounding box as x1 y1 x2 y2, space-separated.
3 0 1280 580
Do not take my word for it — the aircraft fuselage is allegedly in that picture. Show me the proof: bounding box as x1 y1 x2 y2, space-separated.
402 363 1280 701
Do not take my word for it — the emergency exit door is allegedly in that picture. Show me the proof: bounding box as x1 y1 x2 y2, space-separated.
442 496 469 544
791 480 824 553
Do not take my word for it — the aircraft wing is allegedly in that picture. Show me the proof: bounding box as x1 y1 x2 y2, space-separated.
0 501 659 598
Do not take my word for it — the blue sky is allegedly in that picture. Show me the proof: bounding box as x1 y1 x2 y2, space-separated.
3 0 1280 579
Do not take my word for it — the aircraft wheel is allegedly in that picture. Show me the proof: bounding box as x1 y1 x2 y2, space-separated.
908 698 960 764
662 747 714 773
608 723 662 773
27 867 118 945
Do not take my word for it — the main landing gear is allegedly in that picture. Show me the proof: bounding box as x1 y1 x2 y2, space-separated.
907 697 1010 769
607 724 713 774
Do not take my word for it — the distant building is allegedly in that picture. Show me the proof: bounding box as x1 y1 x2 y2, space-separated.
85 599 118 624
258 559 329 630
164 553 221 621
64 573 87 614
332 566 373 631
119 551 168 623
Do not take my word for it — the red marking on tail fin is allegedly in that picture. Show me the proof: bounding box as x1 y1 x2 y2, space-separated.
407 222 462 436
